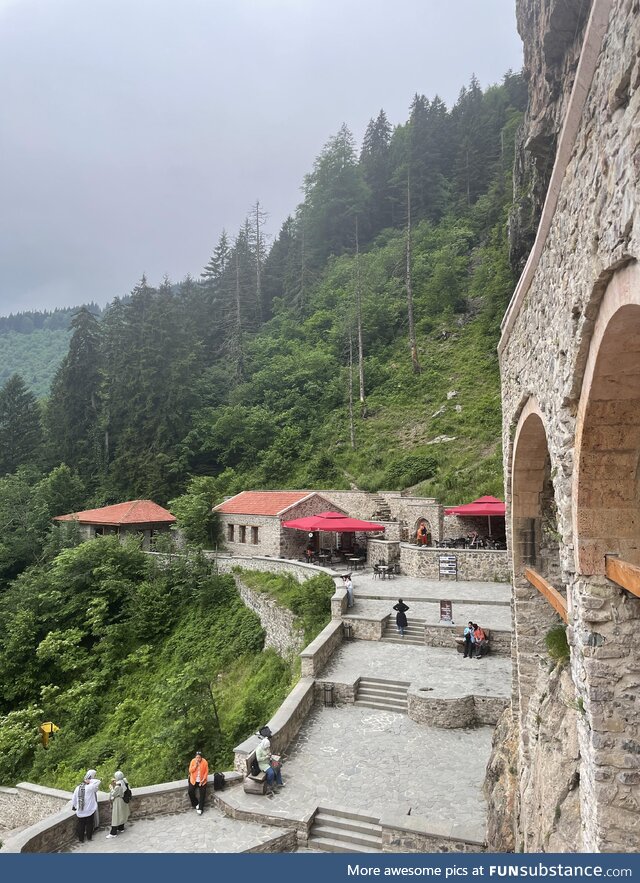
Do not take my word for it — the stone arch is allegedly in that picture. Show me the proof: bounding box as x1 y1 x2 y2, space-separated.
511 398 562 583
574 263 640 575
414 517 432 545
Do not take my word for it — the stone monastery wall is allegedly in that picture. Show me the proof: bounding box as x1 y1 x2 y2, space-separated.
498 0 640 853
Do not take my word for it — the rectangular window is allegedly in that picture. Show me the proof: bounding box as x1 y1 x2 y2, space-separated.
227 524 234 542
251 526 259 544
239 525 246 543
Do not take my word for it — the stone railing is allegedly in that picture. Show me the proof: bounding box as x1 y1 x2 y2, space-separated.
208 553 341 584
299 620 343 678
331 585 348 618
400 545 511 582
0 782 71 835
0 773 243 853
233 677 316 773
407 687 509 729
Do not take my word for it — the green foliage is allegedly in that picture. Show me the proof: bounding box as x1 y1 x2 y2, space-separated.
237 570 333 643
169 475 221 548
0 374 44 474
545 626 570 664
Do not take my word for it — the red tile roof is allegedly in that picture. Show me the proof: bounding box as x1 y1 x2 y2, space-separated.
214 490 314 516
54 500 176 526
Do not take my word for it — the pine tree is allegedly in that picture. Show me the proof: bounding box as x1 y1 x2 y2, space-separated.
0 375 43 474
47 307 101 480
360 109 393 236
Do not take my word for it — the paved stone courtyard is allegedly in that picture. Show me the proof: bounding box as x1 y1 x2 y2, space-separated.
227 703 491 836
319 640 511 698
65 805 288 853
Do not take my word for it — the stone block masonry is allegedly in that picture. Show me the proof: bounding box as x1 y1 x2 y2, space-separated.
401 545 511 582
233 575 304 660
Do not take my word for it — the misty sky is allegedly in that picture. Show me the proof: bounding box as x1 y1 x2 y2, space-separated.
0 0 522 316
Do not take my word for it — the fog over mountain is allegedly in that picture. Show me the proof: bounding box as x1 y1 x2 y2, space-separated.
0 0 522 314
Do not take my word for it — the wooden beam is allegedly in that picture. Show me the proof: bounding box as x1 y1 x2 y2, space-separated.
605 556 640 598
524 567 569 623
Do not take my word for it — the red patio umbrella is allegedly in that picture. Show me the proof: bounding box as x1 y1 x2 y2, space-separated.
444 495 505 536
281 510 385 532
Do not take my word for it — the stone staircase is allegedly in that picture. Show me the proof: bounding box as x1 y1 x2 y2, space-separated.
354 676 410 714
382 617 425 646
370 493 391 521
309 806 382 853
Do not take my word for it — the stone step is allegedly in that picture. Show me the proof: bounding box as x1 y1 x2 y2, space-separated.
316 805 381 825
312 823 382 850
314 813 382 837
358 686 408 701
382 635 424 646
309 835 381 854
355 698 408 713
383 626 424 636
357 676 411 688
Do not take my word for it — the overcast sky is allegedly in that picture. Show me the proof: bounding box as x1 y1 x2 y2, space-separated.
0 0 522 316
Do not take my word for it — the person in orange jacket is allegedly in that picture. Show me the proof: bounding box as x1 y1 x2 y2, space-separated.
188 750 209 815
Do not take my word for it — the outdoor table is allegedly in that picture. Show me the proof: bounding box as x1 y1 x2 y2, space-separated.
348 557 365 570
379 565 393 579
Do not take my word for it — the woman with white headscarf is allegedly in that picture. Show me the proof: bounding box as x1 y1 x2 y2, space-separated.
255 736 284 797
71 769 101 842
106 770 130 838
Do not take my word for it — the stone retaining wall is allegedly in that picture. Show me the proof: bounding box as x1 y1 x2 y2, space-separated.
208 553 340 584
299 620 343 678
331 585 348 618
233 575 304 659
401 545 511 582
367 538 400 565
313 679 358 706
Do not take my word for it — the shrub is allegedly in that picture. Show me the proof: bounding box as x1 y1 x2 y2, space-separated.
545 625 569 663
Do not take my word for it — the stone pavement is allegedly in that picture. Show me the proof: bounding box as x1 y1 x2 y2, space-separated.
349 573 511 605
65 804 289 853
319 639 511 698
225 704 491 835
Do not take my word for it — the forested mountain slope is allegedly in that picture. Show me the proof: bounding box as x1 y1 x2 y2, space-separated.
0 72 526 507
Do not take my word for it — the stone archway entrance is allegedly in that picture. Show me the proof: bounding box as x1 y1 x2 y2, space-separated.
511 400 565 728
414 518 432 546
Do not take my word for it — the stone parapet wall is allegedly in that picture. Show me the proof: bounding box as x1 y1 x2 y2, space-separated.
401 545 511 582
233 678 316 772
331 585 348 618
380 810 485 853
208 553 339 584
233 575 304 659
342 615 387 641
443 514 505 541
313 679 357 706
299 620 343 678
367 538 400 565
0 774 243 853
243 829 298 853
407 689 509 729
0 783 71 836
423 624 511 656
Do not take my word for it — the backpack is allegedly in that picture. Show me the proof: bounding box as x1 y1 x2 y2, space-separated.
122 784 132 804
249 757 261 777
213 771 225 791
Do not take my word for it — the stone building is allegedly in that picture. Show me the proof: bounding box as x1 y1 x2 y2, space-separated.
53 500 176 550
494 0 640 854
214 490 343 559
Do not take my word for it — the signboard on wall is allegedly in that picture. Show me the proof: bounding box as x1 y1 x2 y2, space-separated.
438 554 458 580
439 599 453 624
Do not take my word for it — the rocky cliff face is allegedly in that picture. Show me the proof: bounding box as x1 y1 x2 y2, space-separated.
509 0 591 274
486 663 583 852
